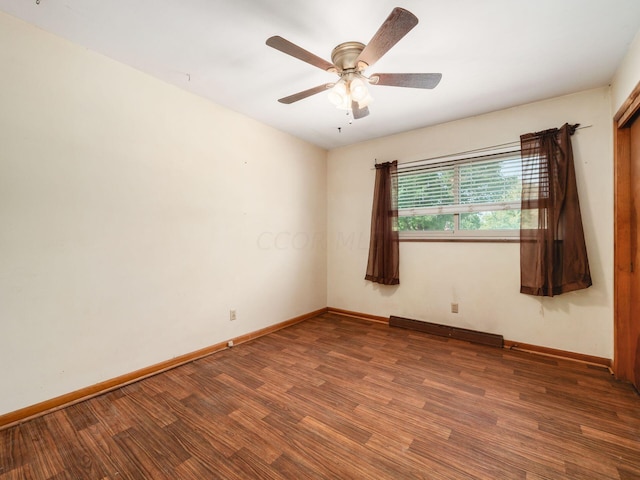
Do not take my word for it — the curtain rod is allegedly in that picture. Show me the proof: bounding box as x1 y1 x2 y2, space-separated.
373 124 592 169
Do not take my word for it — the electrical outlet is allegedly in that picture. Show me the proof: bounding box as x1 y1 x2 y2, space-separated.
451 303 459 314
230 309 237 321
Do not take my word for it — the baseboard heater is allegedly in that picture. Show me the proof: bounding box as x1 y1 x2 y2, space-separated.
389 316 503 348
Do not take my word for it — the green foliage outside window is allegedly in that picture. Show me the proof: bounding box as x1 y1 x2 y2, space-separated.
396 154 522 234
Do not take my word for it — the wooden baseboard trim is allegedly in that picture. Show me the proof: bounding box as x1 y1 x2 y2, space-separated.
326 307 389 324
0 307 327 431
327 308 612 369
503 340 612 369
231 307 328 346
1 307 612 430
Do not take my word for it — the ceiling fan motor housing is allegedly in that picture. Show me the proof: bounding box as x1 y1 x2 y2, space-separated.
330 42 366 72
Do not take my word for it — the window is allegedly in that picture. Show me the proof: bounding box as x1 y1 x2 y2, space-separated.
396 149 522 240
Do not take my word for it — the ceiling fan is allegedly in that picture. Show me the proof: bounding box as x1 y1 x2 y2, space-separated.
266 7 442 120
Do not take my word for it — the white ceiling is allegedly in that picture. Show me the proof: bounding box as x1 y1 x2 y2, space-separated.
2 0 640 150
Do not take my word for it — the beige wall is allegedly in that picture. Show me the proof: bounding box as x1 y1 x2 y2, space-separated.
327 88 613 358
0 12 327 415
612 29 640 114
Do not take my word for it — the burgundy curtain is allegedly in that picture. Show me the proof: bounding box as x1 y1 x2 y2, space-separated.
520 123 591 296
365 161 399 285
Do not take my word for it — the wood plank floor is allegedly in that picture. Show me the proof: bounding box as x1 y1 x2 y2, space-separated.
1 312 640 479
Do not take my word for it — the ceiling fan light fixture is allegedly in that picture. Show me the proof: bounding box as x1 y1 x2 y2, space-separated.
328 76 372 112
328 80 351 110
327 80 346 105
357 91 373 109
349 77 369 102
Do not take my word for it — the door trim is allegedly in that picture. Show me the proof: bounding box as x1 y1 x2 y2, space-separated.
614 80 640 381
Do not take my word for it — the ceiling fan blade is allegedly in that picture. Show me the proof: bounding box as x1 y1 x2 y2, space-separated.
266 36 335 71
356 7 419 68
351 100 370 119
371 73 442 89
278 84 333 104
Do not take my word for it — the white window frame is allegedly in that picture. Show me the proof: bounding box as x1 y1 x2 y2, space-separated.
396 147 522 241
